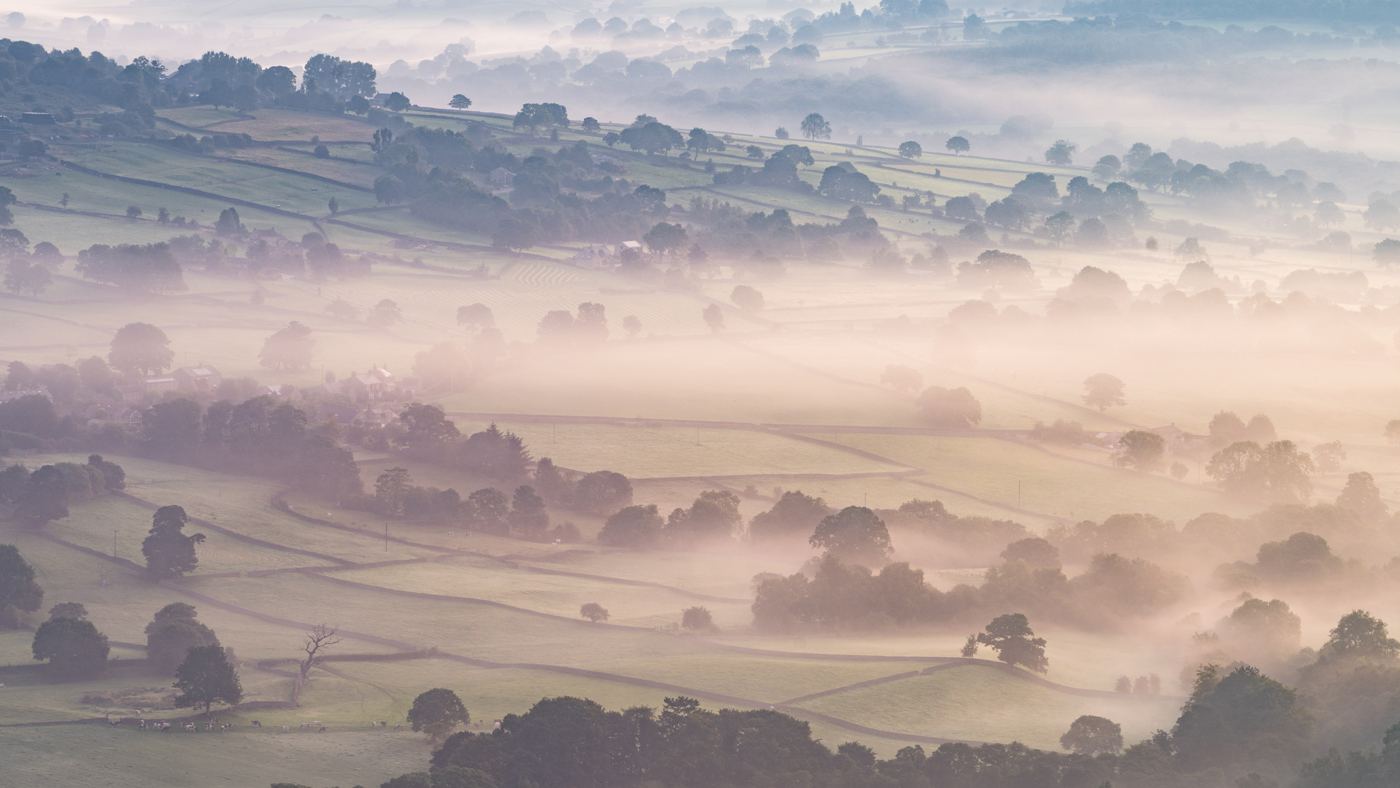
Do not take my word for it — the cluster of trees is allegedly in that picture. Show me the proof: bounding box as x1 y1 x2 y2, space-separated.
359 651 1372 788
138 394 363 503
597 491 743 549
370 467 579 542
0 454 125 527
752 536 1190 633
74 241 186 293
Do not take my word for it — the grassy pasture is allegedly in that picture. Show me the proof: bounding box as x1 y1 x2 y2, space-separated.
437 338 921 426
0 724 426 788
829 434 1241 523
447 419 908 479
793 665 1179 751
162 109 378 141
334 558 754 628
61 143 379 216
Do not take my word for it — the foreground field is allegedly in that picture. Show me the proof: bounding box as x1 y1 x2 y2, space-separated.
0 453 1190 782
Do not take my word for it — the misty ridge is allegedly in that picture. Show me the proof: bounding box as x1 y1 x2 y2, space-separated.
6 0 1400 787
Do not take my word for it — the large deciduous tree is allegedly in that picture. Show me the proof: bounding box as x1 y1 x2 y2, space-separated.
141 505 206 579
1060 715 1122 755
408 687 471 742
146 602 221 675
32 615 109 678
976 613 1048 673
1082 373 1125 411
915 386 981 427
809 506 892 566
0 544 43 622
109 322 173 375
258 321 315 371
173 644 243 714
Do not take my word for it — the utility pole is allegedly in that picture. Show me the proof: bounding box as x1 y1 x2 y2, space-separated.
384 522 389 552
1018 481 1022 509
113 529 118 558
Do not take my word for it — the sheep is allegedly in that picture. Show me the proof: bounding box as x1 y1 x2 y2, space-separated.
393 724 402 731
317 727 327 733
313 720 321 726
299 722 310 730
281 726 290 733
251 720 261 727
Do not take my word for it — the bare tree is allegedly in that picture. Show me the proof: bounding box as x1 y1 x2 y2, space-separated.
299 624 341 684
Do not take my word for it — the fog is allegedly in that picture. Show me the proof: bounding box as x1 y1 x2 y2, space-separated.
5 1 1400 786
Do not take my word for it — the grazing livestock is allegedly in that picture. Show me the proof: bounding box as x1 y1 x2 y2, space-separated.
251 720 261 727
393 724 401 730
318 727 326 732
281 726 290 732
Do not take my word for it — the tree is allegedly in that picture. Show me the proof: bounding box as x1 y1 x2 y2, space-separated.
368 299 402 327
681 606 715 630
385 92 412 111
898 140 922 159
1060 715 1123 755
946 136 970 154
109 322 173 375
141 505 206 580
1386 419 1400 445
623 315 642 338
598 504 665 549
32 615 108 678
702 304 724 332
580 603 609 622
1171 664 1313 772
1044 211 1075 244
1045 140 1077 165
573 471 633 516
810 506 892 566
328 197 339 214
1312 440 1345 473
126 205 142 220
457 303 495 328
1113 431 1165 472
1337 471 1388 523
643 222 688 258
774 127 790 139
313 144 330 158
375 175 405 205
581 117 600 133
509 485 549 538
1375 239 1400 267
409 688 471 742
375 467 413 515
450 94 472 110
146 602 220 674
961 634 979 657
749 492 831 541
915 386 981 427
1082 373 1125 411
799 113 831 141
299 623 341 684
975 613 1048 673
14 464 69 527
731 285 764 310
1317 610 1400 664
1207 440 1316 502
215 207 244 238
259 321 314 371
5 259 51 296
1092 155 1121 182
0 544 43 621
1366 200 1400 232
173 644 242 714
